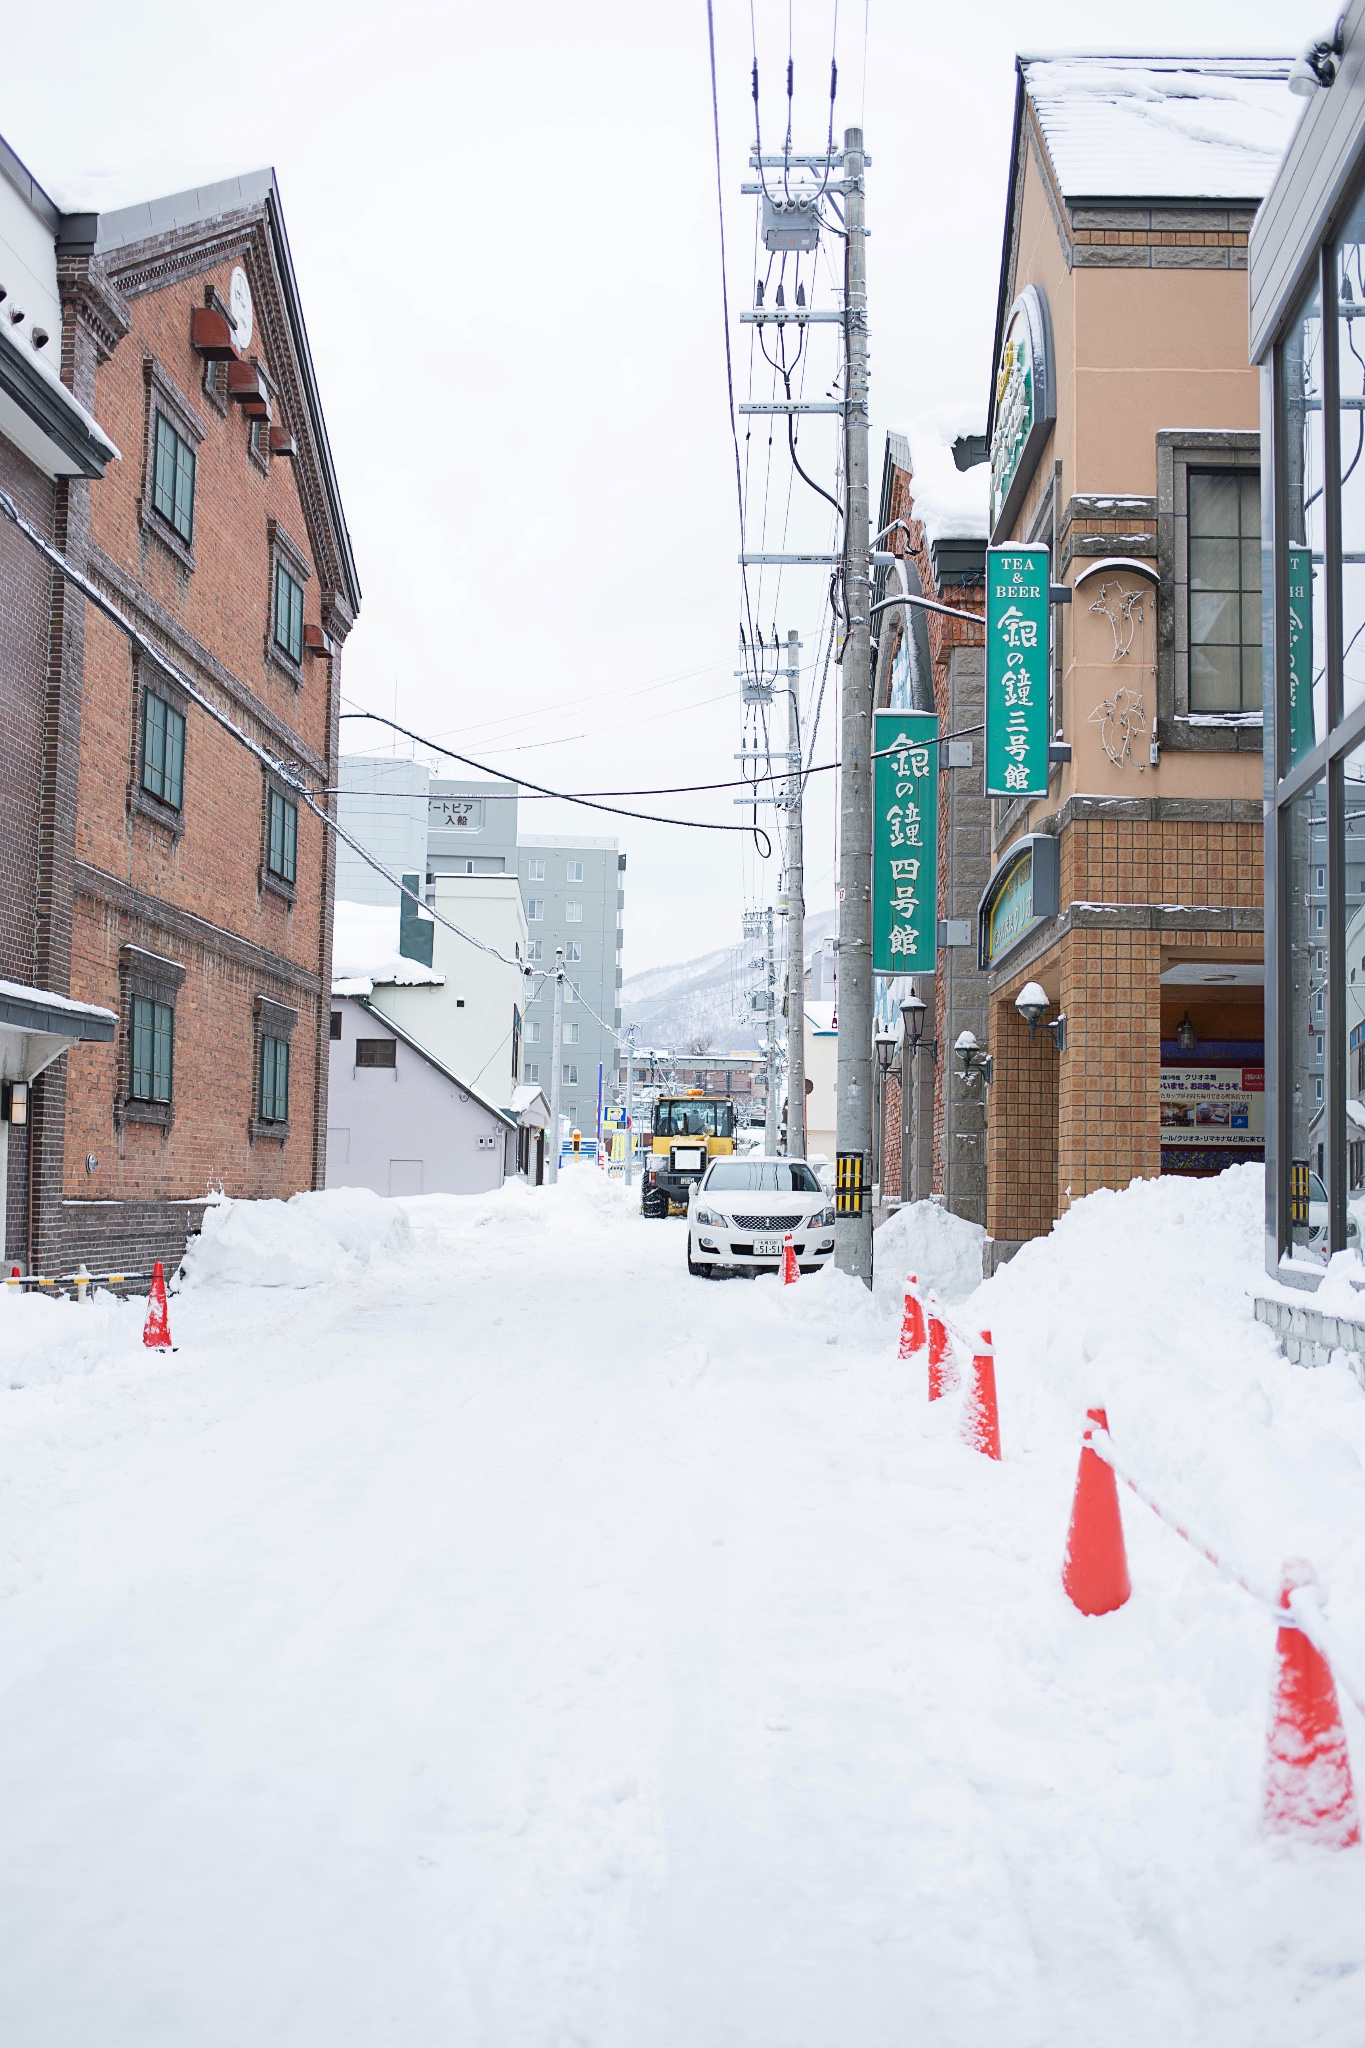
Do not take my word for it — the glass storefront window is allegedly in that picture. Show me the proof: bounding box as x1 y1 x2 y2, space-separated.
1285 776 1328 1264
1280 274 1327 764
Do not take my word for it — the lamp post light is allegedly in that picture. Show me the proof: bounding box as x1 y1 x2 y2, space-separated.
900 991 936 1063
873 1026 899 1193
955 1029 993 1085
1014 979 1067 1052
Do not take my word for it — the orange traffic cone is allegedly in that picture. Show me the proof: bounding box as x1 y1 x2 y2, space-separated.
781 1232 799 1285
1263 1562 1360 1847
961 1329 1001 1459
898 1274 927 1360
1062 1407 1131 1615
142 1259 172 1350
927 1304 957 1400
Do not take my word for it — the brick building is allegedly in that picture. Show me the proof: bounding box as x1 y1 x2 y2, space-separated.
0 139 121 1269
971 56 1292 1270
873 417 989 1221
3 151 359 1274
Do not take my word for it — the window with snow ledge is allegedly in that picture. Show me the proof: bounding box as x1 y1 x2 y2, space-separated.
1156 431 1264 750
249 996 298 1145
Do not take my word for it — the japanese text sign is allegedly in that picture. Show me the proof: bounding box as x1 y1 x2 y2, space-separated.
1287 546 1314 768
986 546 1050 798
873 708 937 976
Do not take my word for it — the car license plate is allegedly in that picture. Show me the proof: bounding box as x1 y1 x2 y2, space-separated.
755 1236 784 1257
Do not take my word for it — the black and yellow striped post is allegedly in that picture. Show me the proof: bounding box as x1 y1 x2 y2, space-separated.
835 1150 865 1218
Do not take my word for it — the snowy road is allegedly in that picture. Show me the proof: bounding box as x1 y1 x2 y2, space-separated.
2 1168 1365 2044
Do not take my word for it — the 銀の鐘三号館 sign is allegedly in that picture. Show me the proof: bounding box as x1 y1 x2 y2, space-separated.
986 547 1049 799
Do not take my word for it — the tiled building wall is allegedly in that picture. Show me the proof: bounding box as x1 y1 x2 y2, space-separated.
1058 812 1262 909
1056 927 1163 1207
985 996 1058 1243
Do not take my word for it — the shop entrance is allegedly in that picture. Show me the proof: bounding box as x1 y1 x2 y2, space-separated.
1158 966 1264 1180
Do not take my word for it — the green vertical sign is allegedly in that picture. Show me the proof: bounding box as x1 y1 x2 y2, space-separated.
986 545 1050 798
1287 545 1315 767
873 708 937 975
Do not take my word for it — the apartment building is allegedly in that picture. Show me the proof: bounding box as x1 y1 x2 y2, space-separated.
518 837 624 1132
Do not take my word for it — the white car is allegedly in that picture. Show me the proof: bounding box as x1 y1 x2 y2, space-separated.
687 1156 837 1278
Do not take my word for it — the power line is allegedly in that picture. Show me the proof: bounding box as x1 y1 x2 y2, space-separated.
0 483 534 977
339 710 772 853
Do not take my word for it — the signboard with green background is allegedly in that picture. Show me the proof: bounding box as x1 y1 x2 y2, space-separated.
986 546 1050 798
1287 545 1315 767
872 708 938 977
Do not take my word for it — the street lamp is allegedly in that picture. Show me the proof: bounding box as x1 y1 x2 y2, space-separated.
956 1029 993 1084
900 992 936 1062
873 1028 899 1074
1014 980 1067 1052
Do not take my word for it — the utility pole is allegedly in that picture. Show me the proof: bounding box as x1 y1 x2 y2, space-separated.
835 124 873 1284
623 1030 635 1189
547 945 565 1185
763 905 780 1155
784 627 806 1160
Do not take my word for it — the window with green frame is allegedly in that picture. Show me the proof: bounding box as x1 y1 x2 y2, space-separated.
267 788 298 884
259 1033 290 1123
152 411 196 544
142 690 185 810
130 995 174 1103
274 560 304 664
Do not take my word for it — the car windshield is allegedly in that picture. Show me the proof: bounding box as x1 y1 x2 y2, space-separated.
704 1161 822 1194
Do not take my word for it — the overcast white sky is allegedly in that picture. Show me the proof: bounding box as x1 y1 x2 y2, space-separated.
2 0 1330 971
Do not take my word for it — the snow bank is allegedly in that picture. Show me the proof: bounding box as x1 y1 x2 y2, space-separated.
874 1197 985 1308
0 1285 149 1389
180 1188 417 1291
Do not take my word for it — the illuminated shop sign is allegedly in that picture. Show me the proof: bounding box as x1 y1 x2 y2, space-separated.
977 834 1060 969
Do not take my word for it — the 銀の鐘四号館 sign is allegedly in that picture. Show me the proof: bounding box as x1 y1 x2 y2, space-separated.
873 708 938 976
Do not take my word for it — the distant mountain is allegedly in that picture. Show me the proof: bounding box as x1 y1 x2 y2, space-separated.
621 908 837 1053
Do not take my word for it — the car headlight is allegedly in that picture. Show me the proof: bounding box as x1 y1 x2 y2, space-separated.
810 1206 836 1228
696 1207 724 1228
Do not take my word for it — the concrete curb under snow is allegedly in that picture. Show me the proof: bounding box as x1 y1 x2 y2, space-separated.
1254 1294 1365 1386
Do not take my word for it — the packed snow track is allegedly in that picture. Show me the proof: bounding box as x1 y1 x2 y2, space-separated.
1 1166 1364 2045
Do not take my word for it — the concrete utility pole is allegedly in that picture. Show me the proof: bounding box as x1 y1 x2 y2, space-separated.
836 125 873 1284
623 1031 635 1189
547 945 565 1186
784 628 806 1160
763 905 780 1156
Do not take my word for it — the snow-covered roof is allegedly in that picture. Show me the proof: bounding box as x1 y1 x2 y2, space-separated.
332 901 444 991
805 1002 837 1034
888 406 989 548
509 1082 551 1126
0 978 115 1024
1021 55 1299 201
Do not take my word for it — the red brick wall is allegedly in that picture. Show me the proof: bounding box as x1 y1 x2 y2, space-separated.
57 234 345 1258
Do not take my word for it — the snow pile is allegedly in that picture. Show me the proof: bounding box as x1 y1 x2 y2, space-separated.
893 404 989 549
332 899 442 992
0 1285 149 1390
180 1187 417 1290
1024 56 1300 201
874 1196 985 1307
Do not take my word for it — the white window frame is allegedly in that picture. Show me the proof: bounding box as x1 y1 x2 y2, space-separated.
567 860 584 882
527 859 545 881
566 901 583 923
527 898 544 921
564 1022 580 1044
